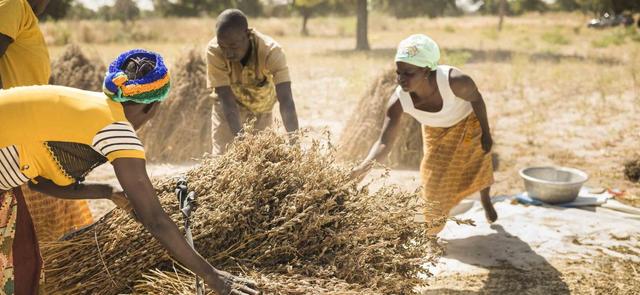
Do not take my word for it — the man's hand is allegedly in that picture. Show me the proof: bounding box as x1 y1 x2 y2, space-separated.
276 82 299 133
481 132 493 153
215 87 243 136
207 270 260 295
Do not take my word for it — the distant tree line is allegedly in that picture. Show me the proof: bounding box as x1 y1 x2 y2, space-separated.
42 0 640 22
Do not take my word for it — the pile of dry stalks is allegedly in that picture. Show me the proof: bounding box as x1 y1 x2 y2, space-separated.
137 48 214 163
49 44 105 91
135 268 381 294
42 129 442 294
338 67 423 169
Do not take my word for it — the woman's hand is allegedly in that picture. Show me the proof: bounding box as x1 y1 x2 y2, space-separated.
110 191 137 220
481 132 493 153
207 270 260 295
350 161 374 183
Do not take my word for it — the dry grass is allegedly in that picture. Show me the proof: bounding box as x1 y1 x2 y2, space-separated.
36 11 640 293
42 129 442 294
423 255 640 294
137 48 213 163
43 11 640 204
49 44 105 91
337 67 423 168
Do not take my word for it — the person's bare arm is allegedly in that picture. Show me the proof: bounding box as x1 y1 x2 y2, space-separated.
215 86 243 136
28 178 133 213
275 82 299 133
28 177 115 199
111 158 258 295
351 95 403 180
0 33 14 89
449 68 492 153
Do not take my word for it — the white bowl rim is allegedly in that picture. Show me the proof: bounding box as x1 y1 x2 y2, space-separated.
518 166 589 186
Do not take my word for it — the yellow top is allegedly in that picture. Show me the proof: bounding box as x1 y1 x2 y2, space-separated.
0 85 146 187
206 29 290 113
0 0 51 89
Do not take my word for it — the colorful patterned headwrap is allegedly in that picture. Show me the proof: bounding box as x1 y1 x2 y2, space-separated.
103 49 170 104
394 34 440 70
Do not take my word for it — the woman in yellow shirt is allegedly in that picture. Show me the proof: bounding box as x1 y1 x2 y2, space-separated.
0 0 95 255
0 49 259 295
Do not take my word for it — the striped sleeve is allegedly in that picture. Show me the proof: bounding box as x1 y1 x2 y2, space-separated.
92 122 145 162
0 145 30 190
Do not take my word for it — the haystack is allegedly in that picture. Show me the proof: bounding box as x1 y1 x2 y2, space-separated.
338 67 423 169
49 44 105 91
42 129 442 294
135 269 381 294
137 48 214 163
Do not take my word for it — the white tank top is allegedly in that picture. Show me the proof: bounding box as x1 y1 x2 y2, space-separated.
396 65 473 128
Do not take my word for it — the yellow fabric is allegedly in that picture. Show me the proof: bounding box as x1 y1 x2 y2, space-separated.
206 29 290 113
0 85 146 187
0 1 91 249
420 112 494 234
21 185 93 242
0 0 51 89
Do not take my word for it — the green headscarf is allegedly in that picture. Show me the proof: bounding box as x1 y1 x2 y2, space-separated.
394 34 440 70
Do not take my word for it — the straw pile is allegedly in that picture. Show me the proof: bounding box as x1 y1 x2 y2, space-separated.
49 44 105 91
42 129 442 294
135 268 382 294
338 67 423 169
137 48 214 163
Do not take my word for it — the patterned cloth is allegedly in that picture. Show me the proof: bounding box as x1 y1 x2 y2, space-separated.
21 186 93 242
103 49 170 104
0 190 17 294
0 188 43 295
420 112 494 234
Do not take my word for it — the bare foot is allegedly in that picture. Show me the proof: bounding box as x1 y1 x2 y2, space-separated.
481 193 498 223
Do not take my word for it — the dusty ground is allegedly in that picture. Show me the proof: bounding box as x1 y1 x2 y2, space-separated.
47 12 640 294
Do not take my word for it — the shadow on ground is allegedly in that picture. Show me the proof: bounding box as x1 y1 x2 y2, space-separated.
422 224 570 295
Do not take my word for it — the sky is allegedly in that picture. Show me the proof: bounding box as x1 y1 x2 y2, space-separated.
77 0 154 11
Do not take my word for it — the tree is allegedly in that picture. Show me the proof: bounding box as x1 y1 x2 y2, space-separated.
374 0 460 18
355 0 369 50
96 5 113 20
113 0 140 23
152 0 262 17
510 0 548 14
41 0 73 20
498 0 506 31
293 0 325 36
66 2 97 20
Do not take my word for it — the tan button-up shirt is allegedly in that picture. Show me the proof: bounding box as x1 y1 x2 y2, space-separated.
206 29 290 113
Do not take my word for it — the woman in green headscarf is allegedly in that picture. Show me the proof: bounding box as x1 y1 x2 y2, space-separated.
352 34 497 234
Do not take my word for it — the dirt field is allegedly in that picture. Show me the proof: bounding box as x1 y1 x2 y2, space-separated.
45 13 640 294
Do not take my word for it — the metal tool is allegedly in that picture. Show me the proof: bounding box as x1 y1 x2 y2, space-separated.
176 178 204 295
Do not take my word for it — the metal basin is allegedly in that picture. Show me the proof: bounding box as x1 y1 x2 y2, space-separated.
519 166 589 204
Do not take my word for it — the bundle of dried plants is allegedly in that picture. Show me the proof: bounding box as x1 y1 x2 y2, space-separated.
337 67 423 169
42 129 441 294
